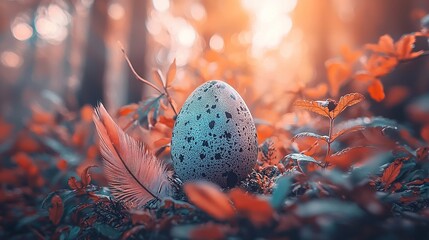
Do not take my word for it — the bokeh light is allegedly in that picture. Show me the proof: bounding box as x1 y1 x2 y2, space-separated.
1 51 22 68
35 4 70 44
108 3 125 20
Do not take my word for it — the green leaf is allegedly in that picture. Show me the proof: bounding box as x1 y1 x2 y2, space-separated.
94 223 122 239
137 94 164 129
333 117 399 137
296 199 364 219
281 153 322 173
271 175 293 209
292 132 329 142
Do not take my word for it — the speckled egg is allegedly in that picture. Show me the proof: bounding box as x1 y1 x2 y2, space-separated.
171 80 258 188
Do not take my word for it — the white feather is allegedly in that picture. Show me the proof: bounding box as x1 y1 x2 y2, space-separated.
93 103 172 208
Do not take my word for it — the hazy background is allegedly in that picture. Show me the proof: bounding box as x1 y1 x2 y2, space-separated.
1 0 429 125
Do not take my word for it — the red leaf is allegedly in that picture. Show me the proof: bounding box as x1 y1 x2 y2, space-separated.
49 195 64 225
68 176 83 190
366 56 398 77
166 59 177 87
153 138 171 148
381 160 403 188
158 116 175 128
190 223 225 240
365 34 395 54
56 159 68 171
384 86 409 108
302 83 328 99
183 181 235 221
80 105 94 122
416 147 429 162
368 79 385 102
325 60 351 97
117 104 138 117
395 34 424 60
229 188 274 227
421 125 429 144
80 165 97 187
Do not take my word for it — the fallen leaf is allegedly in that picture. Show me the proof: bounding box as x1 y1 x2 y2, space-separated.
381 160 403 189
190 223 225 240
229 188 274 227
184 181 235 221
49 195 64 225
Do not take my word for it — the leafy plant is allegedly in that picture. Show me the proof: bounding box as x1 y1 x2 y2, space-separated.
287 93 365 170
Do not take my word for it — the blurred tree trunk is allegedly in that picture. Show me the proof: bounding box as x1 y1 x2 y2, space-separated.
125 0 147 103
78 1 108 106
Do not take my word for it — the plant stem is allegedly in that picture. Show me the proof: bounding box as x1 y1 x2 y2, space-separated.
119 43 164 95
164 88 178 117
119 42 179 118
325 117 334 168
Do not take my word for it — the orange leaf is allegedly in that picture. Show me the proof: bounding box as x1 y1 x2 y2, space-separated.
166 58 176 87
368 79 385 102
366 55 398 77
354 71 375 82
302 83 328 99
325 60 351 97
80 105 93 122
158 116 175 128
256 125 274 143
152 69 165 89
49 195 64 225
229 188 274 227
331 93 365 118
80 165 97 187
340 45 362 63
183 181 235 221
294 99 331 118
0 118 12 142
395 34 423 60
56 159 68 171
154 137 171 148
68 176 83 190
118 104 138 117
365 34 395 54
190 223 225 240
381 160 403 188
384 86 409 107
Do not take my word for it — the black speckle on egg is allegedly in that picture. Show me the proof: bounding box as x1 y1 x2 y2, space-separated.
209 121 215 129
225 112 232 119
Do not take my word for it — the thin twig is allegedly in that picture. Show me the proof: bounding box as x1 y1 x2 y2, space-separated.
118 42 164 95
324 118 334 167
